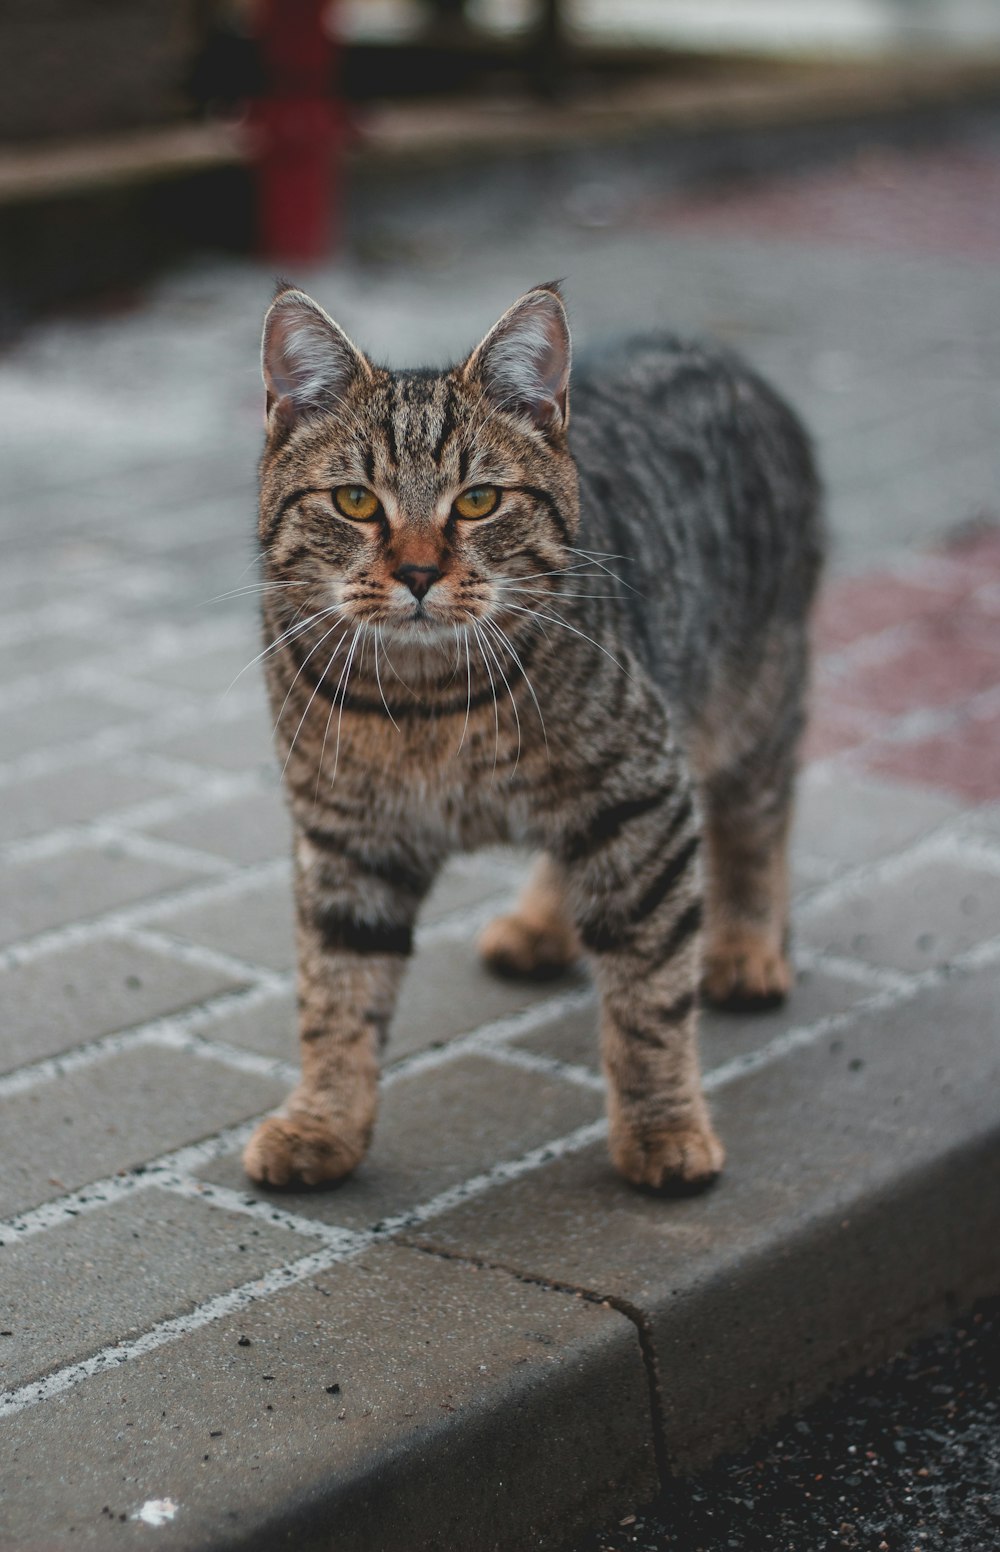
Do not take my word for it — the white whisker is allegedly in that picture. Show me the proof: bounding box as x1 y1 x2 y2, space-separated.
230 603 343 694
500 601 630 676
456 626 473 756
474 618 521 774
482 614 548 758
470 619 500 779
329 623 366 786
373 624 400 732
279 620 353 776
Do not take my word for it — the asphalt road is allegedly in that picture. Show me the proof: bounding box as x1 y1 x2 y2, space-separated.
578 1297 1000 1552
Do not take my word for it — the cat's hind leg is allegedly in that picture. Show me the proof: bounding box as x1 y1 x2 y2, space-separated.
479 853 581 979
700 745 796 1012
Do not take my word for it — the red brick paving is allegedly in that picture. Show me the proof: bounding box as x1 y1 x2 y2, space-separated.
652 146 1000 261
811 572 968 654
861 704 1000 805
808 525 1000 802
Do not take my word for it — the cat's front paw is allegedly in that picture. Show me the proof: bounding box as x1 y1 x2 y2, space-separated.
479 911 580 980
703 930 791 1012
243 1113 365 1188
610 1121 725 1194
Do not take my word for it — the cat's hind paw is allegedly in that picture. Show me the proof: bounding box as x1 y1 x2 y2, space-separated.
243 1113 364 1188
702 931 791 1013
610 1121 725 1194
479 911 580 981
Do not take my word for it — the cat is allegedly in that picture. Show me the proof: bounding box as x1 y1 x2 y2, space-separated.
242 281 823 1194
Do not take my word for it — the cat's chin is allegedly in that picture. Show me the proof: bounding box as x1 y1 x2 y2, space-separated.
378 614 459 648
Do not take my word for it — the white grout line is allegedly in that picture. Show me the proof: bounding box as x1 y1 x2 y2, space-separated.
0 982 290 1102
0 858 290 971
796 823 1000 920
121 747 273 793
90 825 235 878
794 944 913 993
838 679 1000 760
380 986 596 1087
163 1176 360 1247
704 929 1000 1095
0 1117 607 1420
482 1042 605 1091
0 686 263 792
4 928 1000 1420
0 1243 366 1419
415 890 519 948
154 1028 300 1087
0 600 106 650
0 1124 258 1242
0 773 276 863
116 925 287 991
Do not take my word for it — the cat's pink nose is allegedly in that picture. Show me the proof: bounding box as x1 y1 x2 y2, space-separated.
394 564 442 601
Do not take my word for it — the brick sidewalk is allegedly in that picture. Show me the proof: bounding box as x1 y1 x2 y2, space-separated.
2 136 1000 1548
2 518 999 1546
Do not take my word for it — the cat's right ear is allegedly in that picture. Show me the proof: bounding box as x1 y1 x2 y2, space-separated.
261 288 371 432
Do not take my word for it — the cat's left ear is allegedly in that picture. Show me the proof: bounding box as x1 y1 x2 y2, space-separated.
462 284 571 436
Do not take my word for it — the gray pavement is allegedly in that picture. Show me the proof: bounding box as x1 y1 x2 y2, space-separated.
2 131 1000 1549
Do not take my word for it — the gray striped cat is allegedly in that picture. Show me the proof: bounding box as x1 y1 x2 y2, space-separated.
243 282 823 1193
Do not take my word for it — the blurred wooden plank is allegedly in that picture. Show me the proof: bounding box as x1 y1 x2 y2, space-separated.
0 122 244 205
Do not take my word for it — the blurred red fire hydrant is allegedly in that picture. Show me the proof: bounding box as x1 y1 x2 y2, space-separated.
249 0 343 262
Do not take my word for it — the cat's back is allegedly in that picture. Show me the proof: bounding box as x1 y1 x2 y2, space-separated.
571 331 821 580
568 331 824 700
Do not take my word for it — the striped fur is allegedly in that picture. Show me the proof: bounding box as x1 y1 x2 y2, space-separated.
242 285 823 1192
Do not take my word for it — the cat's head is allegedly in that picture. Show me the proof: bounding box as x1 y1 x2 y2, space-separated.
258 284 579 643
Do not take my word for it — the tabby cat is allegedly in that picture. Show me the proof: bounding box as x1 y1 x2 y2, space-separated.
243 282 823 1193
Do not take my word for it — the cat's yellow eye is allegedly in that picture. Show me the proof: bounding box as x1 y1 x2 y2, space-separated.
333 485 380 521
453 485 500 521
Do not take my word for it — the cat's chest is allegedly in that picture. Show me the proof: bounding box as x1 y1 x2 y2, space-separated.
324 705 540 846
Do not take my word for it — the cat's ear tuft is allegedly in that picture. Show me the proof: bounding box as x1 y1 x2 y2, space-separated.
463 286 571 436
261 288 370 429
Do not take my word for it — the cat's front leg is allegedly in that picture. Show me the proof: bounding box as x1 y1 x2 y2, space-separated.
555 777 724 1193
243 825 438 1188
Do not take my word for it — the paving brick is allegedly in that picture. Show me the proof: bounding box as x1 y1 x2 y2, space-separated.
140 788 291 866
792 767 963 872
812 571 970 654
410 960 1000 1468
512 962 879 1078
195 987 297 1061
420 849 522 924
0 691 135 759
0 1245 655 1552
154 882 571 1042
825 386 996 489
153 872 295 972
199 1052 602 1231
0 1048 285 1218
0 762 181 846
827 612 1000 718
150 712 278 774
0 937 246 1074
964 801 1000 842
860 704 1000 804
391 941 587 1059
800 696 879 762
134 637 263 696
0 631 113 689
2 1188 300 1392
0 842 206 950
799 856 1000 972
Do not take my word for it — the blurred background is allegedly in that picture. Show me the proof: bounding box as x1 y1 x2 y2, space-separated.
1 17 999 1547
3 0 1000 324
